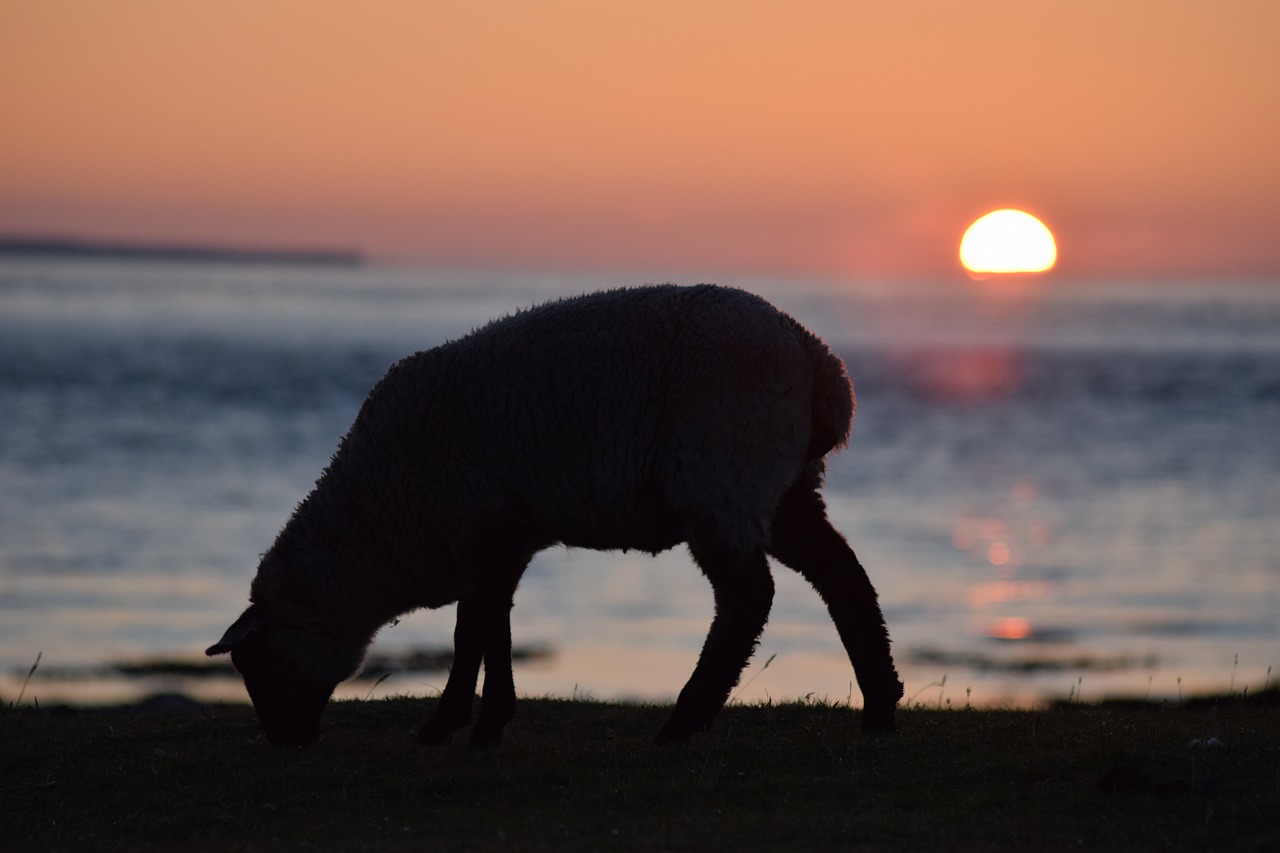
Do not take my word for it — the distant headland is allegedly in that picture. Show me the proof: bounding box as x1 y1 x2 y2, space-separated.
0 236 363 267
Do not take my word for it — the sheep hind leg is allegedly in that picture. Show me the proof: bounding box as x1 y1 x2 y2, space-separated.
768 478 904 732
657 538 775 744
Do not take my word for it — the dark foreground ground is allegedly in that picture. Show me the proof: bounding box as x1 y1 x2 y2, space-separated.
2 692 1277 851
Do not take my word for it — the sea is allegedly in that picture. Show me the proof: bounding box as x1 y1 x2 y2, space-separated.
1 255 1277 710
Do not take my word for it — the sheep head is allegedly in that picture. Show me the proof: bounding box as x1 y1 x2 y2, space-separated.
206 604 344 747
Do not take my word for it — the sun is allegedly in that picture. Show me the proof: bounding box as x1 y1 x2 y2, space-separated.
959 209 1057 275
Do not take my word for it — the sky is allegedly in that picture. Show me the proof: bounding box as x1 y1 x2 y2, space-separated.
2 1 1278 279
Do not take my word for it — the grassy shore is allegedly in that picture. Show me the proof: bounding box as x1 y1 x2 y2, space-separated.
3 692 1277 851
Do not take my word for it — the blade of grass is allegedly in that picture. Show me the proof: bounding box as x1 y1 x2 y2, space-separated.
15 651 42 707
731 653 776 703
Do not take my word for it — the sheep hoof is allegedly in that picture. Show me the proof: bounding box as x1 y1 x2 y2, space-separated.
654 718 700 745
654 730 691 746
416 721 457 745
467 727 504 750
860 705 897 734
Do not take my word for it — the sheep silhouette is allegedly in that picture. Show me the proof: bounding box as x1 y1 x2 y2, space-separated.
208 284 904 747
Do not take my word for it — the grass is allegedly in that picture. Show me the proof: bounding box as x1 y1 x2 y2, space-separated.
2 691 1278 851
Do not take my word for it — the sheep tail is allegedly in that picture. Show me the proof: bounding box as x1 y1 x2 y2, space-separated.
805 335 855 460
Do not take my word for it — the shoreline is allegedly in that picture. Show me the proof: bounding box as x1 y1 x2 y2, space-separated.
0 236 363 266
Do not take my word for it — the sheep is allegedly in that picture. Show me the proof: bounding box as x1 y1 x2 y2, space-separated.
207 283 904 747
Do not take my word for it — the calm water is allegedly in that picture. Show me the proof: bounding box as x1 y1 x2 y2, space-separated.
1 257 1277 708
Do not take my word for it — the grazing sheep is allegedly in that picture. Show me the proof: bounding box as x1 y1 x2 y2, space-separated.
208 284 904 747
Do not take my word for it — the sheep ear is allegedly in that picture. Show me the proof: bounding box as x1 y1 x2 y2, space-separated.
206 605 266 656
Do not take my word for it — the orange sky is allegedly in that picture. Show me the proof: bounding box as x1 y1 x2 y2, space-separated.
2 1 1278 278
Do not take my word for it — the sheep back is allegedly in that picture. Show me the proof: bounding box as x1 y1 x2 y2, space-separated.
312 284 852 566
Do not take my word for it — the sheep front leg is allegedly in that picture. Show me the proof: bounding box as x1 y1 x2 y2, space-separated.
657 541 775 743
418 591 523 748
419 535 532 747
768 477 904 732
418 597 485 744
468 592 517 748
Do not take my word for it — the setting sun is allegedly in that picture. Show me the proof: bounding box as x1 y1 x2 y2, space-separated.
959 209 1058 275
